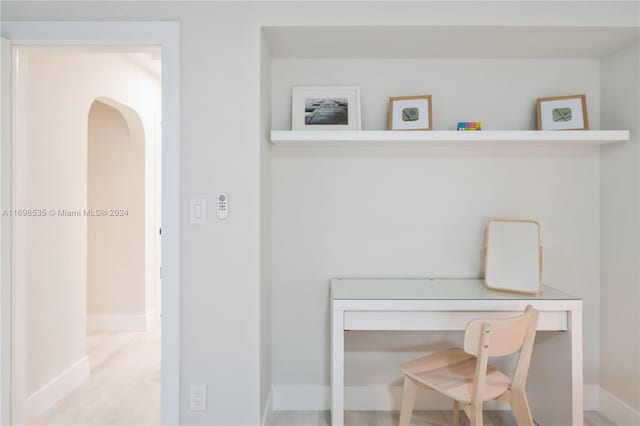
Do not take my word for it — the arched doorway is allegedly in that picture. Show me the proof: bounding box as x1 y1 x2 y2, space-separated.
87 98 146 326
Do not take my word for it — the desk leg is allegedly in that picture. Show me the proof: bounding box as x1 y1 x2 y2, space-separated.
570 308 584 426
332 307 344 426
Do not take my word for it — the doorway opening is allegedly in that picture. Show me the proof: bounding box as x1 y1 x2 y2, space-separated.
13 48 162 425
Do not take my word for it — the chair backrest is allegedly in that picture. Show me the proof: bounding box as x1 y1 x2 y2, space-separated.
463 306 537 357
463 306 539 404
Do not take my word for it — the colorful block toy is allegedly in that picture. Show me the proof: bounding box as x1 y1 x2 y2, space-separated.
457 121 482 131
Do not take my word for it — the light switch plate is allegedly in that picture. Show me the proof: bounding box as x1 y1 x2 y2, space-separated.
190 199 207 224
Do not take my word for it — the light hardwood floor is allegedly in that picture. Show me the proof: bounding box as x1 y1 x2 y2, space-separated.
28 322 612 426
30 322 160 426
271 410 614 426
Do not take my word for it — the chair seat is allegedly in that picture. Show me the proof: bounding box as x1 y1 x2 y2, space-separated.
400 348 511 404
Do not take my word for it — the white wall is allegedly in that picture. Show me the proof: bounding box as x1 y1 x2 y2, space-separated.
272 58 601 131
600 42 640 421
260 33 273 424
15 50 160 405
271 58 601 395
2 2 638 424
87 99 145 318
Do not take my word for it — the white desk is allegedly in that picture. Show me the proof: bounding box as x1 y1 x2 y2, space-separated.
331 278 582 426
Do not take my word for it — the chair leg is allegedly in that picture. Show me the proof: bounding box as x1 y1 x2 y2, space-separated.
511 391 534 426
398 376 418 426
469 404 483 426
452 400 460 426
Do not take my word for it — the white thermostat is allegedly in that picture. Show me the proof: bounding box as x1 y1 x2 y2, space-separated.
217 193 229 219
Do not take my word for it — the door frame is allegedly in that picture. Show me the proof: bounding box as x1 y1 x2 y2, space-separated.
0 22 181 426
0 36 11 426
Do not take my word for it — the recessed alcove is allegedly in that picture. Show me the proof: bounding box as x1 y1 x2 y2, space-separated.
260 23 640 424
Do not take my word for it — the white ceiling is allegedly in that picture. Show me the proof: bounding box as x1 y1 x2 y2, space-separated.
264 26 640 59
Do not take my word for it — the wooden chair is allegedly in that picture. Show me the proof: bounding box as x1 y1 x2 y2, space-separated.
398 306 539 426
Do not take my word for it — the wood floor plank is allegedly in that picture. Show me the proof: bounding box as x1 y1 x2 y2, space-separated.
272 410 513 426
271 410 610 426
30 322 160 426
584 411 615 426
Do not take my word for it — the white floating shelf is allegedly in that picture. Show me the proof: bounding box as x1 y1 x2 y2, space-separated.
271 130 630 147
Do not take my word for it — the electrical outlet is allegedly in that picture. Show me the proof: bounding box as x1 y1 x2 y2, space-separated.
190 385 207 411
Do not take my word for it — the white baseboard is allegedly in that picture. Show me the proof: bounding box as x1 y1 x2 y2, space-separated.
145 309 161 327
262 388 273 426
273 384 602 413
87 314 148 332
27 356 90 420
272 385 509 411
274 385 328 411
584 384 599 411
600 387 640 426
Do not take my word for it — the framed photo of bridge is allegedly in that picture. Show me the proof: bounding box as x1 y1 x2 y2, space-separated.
292 86 361 131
